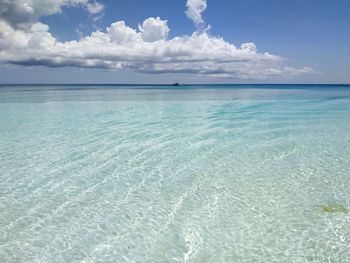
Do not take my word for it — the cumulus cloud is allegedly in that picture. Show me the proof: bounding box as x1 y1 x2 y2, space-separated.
0 0 104 28
139 17 169 42
0 0 88 29
107 21 138 44
0 0 313 80
185 0 207 29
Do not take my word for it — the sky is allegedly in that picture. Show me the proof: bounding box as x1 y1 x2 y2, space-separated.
0 0 349 84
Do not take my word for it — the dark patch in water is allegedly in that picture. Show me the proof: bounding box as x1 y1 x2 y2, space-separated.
319 203 348 214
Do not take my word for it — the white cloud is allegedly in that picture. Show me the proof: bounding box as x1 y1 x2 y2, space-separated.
0 0 104 28
0 20 28 49
107 21 139 44
139 17 169 42
0 0 88 29
239 43 257 53
185 0 207 29
86 1 104 15
0 0 313 80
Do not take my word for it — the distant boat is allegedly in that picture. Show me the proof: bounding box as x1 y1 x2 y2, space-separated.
172 82 181 86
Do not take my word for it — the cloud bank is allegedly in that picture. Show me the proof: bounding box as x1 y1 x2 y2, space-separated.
0 0 313 79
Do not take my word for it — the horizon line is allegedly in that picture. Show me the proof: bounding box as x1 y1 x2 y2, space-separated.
1 83 350 86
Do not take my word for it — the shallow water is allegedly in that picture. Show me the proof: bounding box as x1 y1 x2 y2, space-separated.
1 85 350 262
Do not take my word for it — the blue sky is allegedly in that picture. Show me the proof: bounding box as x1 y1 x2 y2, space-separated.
0 0 349 83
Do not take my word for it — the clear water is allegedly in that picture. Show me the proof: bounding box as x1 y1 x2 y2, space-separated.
1 85 350 262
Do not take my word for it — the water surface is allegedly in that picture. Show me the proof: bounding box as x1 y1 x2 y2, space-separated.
1 85 350 262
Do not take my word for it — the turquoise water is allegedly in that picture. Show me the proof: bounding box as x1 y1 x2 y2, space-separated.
1 85 350 262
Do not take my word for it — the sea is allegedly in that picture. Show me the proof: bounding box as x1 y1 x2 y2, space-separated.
1 84 350 262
